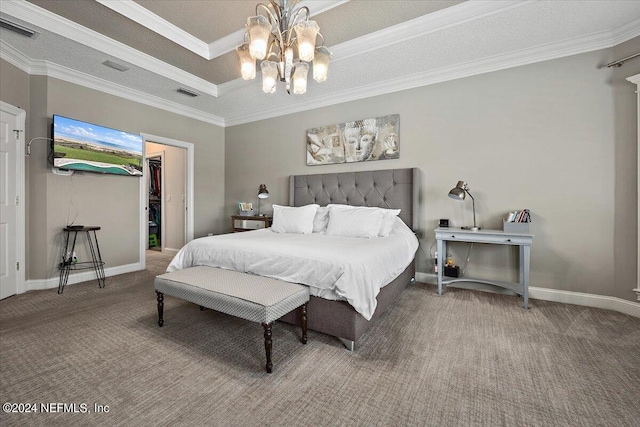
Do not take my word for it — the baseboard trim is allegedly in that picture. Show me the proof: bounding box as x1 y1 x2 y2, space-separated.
415 272 640 318
24 263 142 292
528 286 640 318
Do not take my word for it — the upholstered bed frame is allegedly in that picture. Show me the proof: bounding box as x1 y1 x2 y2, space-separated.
280 168 419 350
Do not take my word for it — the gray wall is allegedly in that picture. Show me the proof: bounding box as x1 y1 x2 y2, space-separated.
225 42 639 302
0 59 225 280
612 38 640 301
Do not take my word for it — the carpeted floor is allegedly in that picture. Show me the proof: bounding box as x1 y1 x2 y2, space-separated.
1 250 639 426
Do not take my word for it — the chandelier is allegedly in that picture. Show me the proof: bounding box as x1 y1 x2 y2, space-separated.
236 0 331 94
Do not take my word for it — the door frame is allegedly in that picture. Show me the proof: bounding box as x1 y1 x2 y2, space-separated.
140 133 194 270
0 101 26 295
628 73 640 301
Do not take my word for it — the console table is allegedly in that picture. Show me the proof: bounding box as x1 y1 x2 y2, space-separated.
435 227 533 309
58 226 105 294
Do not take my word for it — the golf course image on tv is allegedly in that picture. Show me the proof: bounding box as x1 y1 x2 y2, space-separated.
52 115 143 176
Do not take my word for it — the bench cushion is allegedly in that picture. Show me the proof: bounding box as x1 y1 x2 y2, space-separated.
154 266 310 324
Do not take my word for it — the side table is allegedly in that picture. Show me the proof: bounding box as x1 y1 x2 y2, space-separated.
435 227 533 309
231 215 272 232
58 226 106 294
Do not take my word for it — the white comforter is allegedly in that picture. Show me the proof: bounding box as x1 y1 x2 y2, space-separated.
167 217 419 320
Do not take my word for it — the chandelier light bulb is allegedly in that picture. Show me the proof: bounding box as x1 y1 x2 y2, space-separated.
261 61 278 94
236 43 256 80
295 21 319 62
313 46 331 82
247 15 271 60
292 62 309 95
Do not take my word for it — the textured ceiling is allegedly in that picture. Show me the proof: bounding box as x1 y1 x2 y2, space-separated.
1 0 639 126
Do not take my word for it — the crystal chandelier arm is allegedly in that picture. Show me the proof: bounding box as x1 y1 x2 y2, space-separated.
256 2 287 57
316 32 325 47
289 6 310 27
286 6 310 45
256 3 279 25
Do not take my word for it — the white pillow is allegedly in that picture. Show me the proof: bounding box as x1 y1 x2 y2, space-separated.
325 206 385 238
312 206 330 233
327 204 400 237
271 204 319 234
378 209 401 237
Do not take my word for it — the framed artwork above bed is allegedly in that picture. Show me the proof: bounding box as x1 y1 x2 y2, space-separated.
306 114 400 166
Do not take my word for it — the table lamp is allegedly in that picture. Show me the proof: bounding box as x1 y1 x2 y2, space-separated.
257 184 269 216
448 181 480 231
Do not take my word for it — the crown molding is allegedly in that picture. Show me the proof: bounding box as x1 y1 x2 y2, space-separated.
95 0 210 59
0 41 225 127
611 17 640 46
0 39 31 73
224 27 629 126
331 0 533 63
1 0 219 96
627 73 640 85
208 29 247 60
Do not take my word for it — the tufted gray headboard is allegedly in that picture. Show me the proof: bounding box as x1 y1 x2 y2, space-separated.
289 168 419 231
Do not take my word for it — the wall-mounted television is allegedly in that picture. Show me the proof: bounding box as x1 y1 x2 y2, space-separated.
52 115 143 176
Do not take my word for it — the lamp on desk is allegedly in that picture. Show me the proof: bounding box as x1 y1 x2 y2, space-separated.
257 184 269 216
448 181 480 231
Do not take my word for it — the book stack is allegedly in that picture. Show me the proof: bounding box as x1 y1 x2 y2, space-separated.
505 209 531 223
504 209 531 233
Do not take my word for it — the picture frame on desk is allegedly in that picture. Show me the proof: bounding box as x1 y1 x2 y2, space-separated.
238 202 254 216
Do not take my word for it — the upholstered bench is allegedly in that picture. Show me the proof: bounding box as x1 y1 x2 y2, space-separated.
154 266 309 373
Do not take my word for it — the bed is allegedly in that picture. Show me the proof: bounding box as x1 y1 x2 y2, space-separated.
168 168 419 350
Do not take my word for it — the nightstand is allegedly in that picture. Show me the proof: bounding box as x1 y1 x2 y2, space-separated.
231 215 272 232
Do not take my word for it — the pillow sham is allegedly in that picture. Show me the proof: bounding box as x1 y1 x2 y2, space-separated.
378 209 402 237
312 206 330 233
271 204 319 234
325 206 385 238
327 204 401 237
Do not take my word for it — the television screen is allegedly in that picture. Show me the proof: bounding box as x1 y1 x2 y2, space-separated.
52 115 143 176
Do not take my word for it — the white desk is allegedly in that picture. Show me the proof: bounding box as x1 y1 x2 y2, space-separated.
435 227 533 309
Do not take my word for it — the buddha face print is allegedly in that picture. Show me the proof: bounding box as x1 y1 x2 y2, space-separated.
344 122 377 162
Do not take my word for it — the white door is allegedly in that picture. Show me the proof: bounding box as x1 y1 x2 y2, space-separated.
0 103 25 299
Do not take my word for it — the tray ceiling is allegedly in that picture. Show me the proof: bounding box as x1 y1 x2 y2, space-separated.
1 0 639 126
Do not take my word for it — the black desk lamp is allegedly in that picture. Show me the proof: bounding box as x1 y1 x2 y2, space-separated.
448 181 480 231
257 184 269 216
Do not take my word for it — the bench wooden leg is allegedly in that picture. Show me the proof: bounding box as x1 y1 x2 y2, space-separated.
301 303 308 344
156 291 164 327
262 322 273 373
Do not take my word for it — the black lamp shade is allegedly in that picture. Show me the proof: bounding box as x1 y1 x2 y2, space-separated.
258 184 269 199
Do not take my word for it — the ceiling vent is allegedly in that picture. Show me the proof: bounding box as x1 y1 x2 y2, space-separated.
102 60 129 72
177 87 199 97
0 17 37 37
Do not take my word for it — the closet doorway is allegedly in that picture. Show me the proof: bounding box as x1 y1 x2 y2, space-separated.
140 134 194 270
146 151 166 252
